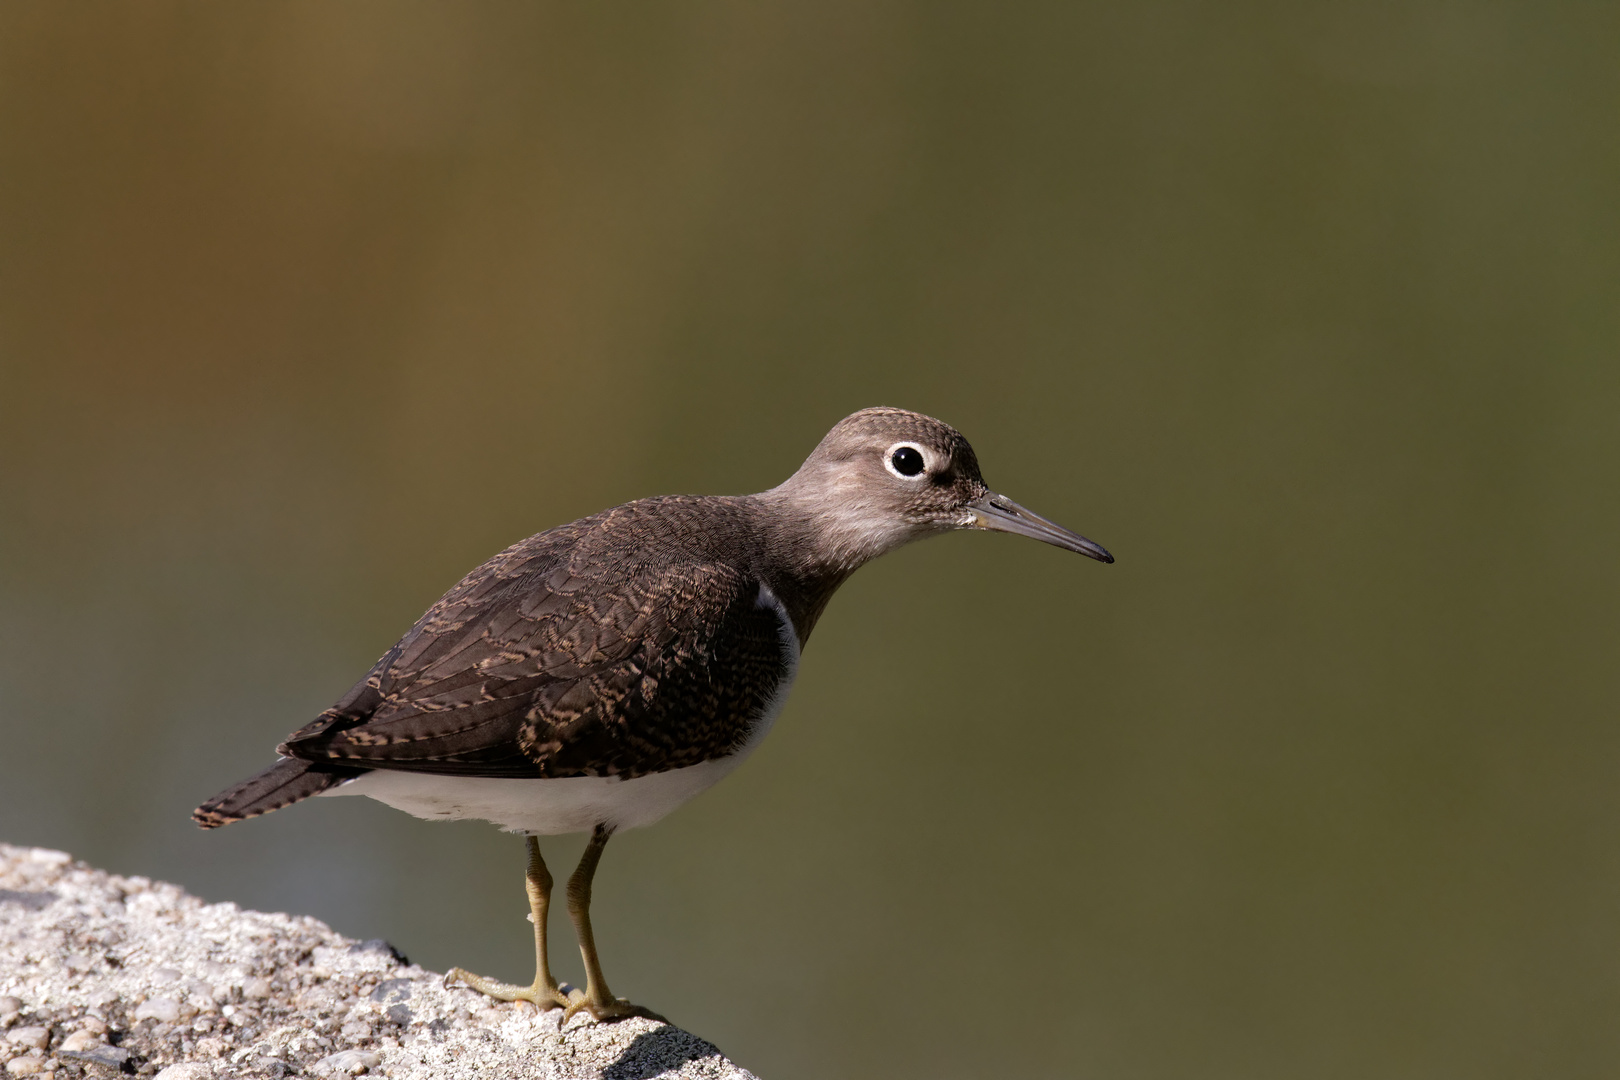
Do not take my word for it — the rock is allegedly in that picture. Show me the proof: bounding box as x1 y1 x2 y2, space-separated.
0 893 53 913
0 842 758 1079
314 1048 381 1074
349 940 409 965
135 997 183 1023
2 1028 47 1051
59 1045 131 1069
155 1064 215 1079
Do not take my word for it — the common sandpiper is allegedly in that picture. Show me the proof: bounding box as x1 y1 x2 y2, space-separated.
195 407 1113 1022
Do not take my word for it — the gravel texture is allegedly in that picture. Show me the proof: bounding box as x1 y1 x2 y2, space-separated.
0 844 757 1080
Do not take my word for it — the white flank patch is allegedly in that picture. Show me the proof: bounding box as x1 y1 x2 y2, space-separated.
322 581 802 836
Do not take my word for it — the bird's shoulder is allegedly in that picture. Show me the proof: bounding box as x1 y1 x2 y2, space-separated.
388 494 768 673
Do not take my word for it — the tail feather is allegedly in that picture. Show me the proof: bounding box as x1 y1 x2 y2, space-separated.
193 758 362 829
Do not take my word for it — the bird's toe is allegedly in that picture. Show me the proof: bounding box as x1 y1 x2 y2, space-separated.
562 993 666 1025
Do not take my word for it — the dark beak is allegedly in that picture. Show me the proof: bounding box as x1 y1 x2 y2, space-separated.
967 492 1114 563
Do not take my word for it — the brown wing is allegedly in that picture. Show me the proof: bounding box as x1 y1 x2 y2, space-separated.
279 513 793 779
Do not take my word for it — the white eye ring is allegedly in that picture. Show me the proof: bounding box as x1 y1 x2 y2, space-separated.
883 442 930 481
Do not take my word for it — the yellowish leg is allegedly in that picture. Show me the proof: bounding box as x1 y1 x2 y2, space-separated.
561 824 666 1024
443 835 571 1010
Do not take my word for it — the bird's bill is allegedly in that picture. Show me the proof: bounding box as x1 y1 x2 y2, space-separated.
967 493 1114 563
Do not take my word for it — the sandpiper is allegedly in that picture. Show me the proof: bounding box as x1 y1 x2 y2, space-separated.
195 407 1113 1022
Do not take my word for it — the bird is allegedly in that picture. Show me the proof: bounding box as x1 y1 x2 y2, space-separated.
194 406 1113 1023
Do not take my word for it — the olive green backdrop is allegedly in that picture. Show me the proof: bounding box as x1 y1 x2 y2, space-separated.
3 4 1618 1078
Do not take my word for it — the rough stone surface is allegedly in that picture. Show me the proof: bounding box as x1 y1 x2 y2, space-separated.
0 844 758 1079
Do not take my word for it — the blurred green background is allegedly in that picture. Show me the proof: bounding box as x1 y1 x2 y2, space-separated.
3 3 1619 1077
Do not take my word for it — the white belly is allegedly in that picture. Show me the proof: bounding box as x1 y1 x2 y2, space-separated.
323 753 756 834
321 581 801 836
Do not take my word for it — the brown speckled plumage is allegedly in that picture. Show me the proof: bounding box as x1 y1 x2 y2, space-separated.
195 407 1112 831
283 498 796 780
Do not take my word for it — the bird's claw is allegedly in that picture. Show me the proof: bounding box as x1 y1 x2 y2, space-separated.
561 989 666 1025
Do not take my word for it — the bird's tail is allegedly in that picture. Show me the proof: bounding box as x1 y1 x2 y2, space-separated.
193 757 361 829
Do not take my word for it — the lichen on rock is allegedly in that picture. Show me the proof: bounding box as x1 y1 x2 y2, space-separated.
0 844 756 1079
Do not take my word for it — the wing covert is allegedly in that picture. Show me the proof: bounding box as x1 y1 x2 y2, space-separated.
281 535 793 779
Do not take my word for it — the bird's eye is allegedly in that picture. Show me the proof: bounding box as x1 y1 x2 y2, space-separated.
889 445 926 478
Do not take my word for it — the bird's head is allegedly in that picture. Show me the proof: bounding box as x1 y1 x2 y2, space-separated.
769 406 1114 572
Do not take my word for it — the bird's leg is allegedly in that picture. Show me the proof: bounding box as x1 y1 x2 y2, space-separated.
561 824 665 1024
443 835 571 1010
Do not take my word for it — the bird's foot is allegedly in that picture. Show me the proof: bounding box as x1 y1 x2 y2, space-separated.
561 988 667 1025
443 966 571 1011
